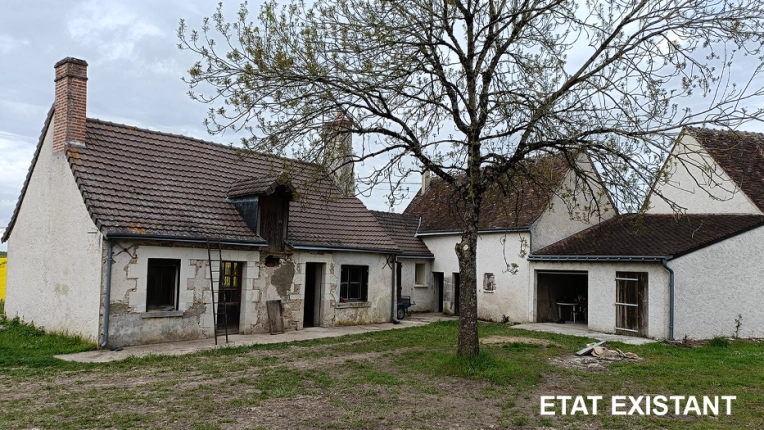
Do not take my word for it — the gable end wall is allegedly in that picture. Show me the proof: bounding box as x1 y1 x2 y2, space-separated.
647 135 761 214
5 118 102 341
531 155 616 251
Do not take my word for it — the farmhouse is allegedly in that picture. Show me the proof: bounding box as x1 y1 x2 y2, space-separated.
529 128 764 340
4 57 763 345
404 153 616 321
1 58 429 347
406 126 764 340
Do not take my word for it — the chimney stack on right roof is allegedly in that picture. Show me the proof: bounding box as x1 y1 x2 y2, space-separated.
420 171 431 195
53 57 88 152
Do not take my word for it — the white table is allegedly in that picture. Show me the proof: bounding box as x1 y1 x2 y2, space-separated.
556 302 582 323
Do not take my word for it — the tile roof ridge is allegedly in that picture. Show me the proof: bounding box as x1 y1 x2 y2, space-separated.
84 117 321 169
685 125 764 139
369 209 418 218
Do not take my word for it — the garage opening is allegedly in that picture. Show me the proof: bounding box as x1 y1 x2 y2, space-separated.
536 271 588 324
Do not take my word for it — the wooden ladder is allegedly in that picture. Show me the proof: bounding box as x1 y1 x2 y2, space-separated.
206 238 229 345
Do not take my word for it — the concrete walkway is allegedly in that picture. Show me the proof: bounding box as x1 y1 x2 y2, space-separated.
511 322 655 345
56 313 457 363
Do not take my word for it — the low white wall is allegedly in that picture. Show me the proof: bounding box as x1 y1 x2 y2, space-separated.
397 258 434 312
671 225 764 339
530 261 670 339
5 119 102 341
422 231 533 322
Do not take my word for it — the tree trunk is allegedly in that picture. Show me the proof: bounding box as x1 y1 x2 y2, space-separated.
455 202 480 357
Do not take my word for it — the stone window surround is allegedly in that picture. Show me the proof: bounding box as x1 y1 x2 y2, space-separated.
126 246 260 328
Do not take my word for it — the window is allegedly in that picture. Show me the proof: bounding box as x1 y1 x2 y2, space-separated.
146 259 180 311
340 265 368 302
483 273 495 291
221 262 243 289
414 263 426 285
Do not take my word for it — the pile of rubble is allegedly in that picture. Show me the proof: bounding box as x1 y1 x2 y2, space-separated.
577 340 641 361
551 340 642 371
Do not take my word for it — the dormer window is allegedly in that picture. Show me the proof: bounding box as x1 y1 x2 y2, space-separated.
227 173 295 249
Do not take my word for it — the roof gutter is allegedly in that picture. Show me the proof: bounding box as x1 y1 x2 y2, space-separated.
285 240 401 255
662 258 676 341
528 254 671 262
102 232 267 247
415 227 530 237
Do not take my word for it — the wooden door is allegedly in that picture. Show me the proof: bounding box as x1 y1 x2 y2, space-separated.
434 272 444 313
615 272 648 336
396 262 402 302
303 262 323 327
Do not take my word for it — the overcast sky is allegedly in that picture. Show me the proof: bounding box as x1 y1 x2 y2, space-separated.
0 0 415 252
2 2 764 253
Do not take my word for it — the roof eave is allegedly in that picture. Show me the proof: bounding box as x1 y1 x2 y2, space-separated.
416 226 531 236
102 232 268 247
285 240 401 254
396 254 435 259
528 254 671 262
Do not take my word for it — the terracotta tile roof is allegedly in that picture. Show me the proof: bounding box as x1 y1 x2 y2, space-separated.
60 118 398 252
370 211 433 257
227 172 296 198
533 214 764 258
686 127 764 212
403 155 570 232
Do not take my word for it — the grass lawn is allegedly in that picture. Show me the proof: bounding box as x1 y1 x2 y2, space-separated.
0 317 762 429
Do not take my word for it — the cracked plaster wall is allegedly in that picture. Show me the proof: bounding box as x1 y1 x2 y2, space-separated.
104 244 393 345
106 243 260 346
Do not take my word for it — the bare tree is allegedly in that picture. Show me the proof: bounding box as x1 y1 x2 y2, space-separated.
179 0 764 356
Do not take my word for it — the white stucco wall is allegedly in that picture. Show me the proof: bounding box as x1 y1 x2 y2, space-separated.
532 155 616 251
326 252 393 325
397 258 434 312
530 261 670 339
423 231 533 322
671 225 764 339
425 235 460 314
5 118 102 340
647 135 761 214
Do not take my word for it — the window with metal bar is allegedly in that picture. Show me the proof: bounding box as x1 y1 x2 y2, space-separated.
146 259 180 311
340 265 368 302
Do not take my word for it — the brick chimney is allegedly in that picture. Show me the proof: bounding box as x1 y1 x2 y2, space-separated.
53 57 88 152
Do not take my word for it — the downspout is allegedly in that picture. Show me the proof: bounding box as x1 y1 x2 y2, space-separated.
662 258 675 341
391 255 400 324
99 239 113 349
